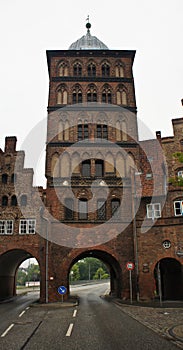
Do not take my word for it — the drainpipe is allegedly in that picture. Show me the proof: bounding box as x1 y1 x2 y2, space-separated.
132 171 142 302
39 207 49 304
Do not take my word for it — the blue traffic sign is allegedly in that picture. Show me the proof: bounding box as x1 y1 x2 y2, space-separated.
58 286 67 295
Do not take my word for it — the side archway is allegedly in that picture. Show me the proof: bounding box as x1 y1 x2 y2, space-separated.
0 249 41 300
154 258 183 300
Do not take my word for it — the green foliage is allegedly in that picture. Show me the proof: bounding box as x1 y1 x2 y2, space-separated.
70 264 80 281
16 263 40 286
173 152 183 163
27 264 40 281
93 267 109 280
169 176 183 187
70 258 109 281
17 269 27 286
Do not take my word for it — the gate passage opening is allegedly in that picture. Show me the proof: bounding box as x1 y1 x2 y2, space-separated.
68 250 122 298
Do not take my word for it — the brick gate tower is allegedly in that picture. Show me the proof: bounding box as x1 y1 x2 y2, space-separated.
0 20 182 304
44 20 141 302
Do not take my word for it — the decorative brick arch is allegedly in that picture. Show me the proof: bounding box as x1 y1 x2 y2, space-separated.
0 248 42 301
66 248 123 298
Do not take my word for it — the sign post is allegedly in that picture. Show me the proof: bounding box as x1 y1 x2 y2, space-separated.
58 285 67 303
126 262 135 304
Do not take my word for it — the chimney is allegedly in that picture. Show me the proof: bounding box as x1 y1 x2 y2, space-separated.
156 131 161 142
5 136 17 152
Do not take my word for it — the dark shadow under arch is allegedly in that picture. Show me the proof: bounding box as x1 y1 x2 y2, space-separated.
154 258 183 300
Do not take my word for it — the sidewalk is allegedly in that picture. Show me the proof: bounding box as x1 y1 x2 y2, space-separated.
113 299 183 349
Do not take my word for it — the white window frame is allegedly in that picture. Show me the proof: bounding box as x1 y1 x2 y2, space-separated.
177 170 183 178
146 203 161 219
162 240 171 249
19 219 36 234
174 200 183 216
0 220 13 235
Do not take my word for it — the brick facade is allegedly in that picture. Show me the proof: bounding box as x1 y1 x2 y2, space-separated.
0 31 182 303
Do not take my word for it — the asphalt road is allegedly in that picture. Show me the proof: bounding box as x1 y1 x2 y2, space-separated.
0 283 180 350
0 291 39 337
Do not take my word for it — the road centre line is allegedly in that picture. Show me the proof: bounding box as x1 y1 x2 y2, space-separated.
19 310 26 318
73 309 77 318
66 323 74 337
1 323 14 337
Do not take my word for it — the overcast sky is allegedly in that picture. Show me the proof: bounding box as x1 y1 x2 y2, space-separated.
0 0 183 186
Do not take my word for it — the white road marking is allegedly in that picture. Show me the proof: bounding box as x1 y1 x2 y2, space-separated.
1 323 14 337
66 323 74 337
19 310 26 318
73 309 77 318
26 307 30 310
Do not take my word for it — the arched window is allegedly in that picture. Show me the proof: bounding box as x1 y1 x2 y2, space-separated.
72 86 82 104
65 198 74 220
20 195 27 206
71 153 80 175
78 199 88 220
51 153 59 177
11 173 16 184
60 153 70 178
58 121 63 141
115 63 124 77
105 153 114 173
78 124 89 140
73 62 82 76
87 63 96 76
64 120 70 141
96 124 108 139
111 199 120 218
87 85 97 102
102 86 112 103
121 120 127 141
95 160 104 177
97 199 106 220
116 153 125 177
58 61 68 76
126 153 135 176
82 160 91 177
11 195 17 206
116 121 122 141
57 86 68 105
101 62 110 76
116 86 127 105
2 174 8 184
2 196 8 207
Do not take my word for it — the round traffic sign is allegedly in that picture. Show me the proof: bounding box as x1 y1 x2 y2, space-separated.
126 262 135 271
58 285 67 295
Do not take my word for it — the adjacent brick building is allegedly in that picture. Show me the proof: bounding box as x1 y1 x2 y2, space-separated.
0 22 182 302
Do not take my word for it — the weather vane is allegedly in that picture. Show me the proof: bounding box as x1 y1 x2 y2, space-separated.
86 15 90 23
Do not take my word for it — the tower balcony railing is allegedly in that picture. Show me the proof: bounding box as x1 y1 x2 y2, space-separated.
50 176 131 187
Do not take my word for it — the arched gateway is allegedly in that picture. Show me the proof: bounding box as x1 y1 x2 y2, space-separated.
0 249 41 300
68 250 122 298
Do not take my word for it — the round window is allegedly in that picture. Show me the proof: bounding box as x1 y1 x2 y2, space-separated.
162 240 171 249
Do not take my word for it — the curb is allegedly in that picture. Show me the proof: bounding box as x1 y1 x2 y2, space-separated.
111 298 183 349
169 325 183 343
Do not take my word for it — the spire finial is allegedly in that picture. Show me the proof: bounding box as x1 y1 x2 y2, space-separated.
86 15 91 32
